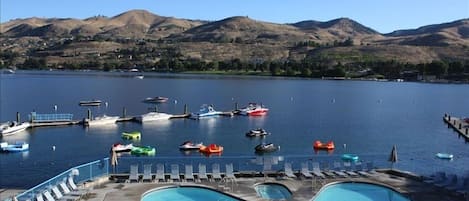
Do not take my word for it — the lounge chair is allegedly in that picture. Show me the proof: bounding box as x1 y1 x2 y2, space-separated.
300 162 313 178
51 185 78 201
321 163 336 178
198 164 209 181
155 164 165 182
59 182 82 197
332 162 348 178
312 162 326 179
224 163 236 183
66 177 87 195
170 164 180 182
36 194 45 201
284 162 296 178
343 162 359 177
211 163 223 181
365 162 377 174
142 164 153 182
355 162 372 177
129 164 139 182
42 190 55 201
185 164 195 182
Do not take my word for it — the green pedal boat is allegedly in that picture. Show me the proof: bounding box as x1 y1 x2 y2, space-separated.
122 131 141 140
131 146 156 155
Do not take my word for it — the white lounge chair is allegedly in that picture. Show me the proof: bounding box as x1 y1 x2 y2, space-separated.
185 164 195 182
355 162 372 177
198 164 209 181
59 182 81 197
312 162 326 179
129 164 139 182
142 164 153 182
284 162 296 178
301 162 313 178
211 163 222 181
332 162 348 178
170 164 180 182
51 185 78 201
66 177 88 196
225 163 236 183
155 164 165 182
42 190 55 201
343 162 359 177
36 194 45 201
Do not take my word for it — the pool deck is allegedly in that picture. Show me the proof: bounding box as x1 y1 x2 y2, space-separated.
72 169 465 201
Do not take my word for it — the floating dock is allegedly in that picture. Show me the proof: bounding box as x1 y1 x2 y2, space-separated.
443 114 469 140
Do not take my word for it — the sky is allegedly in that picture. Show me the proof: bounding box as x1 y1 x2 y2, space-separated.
1 0 468 33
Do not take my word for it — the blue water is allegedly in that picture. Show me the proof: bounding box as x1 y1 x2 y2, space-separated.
255 183 292 199
141 186 240 201
313 182 410 201
1 71 469 188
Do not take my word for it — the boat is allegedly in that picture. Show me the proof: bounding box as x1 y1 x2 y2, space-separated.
254 143 278 153
0 142 29 152
136 112 173 122
190 104 223 119
179 141 204 150
122 131 141 140
79 100 102 106
239 103 269 116
199 143 224 154
313 140 335 150
245 128 269 137
134 75 144 79
0 121 30 136
341 154 359 162
436 153 453 160
112 143 133 152
131 146 156 155
143 96 169 103
86 115 119 126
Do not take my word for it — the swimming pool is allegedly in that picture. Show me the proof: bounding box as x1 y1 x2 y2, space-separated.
141 186 242 201
313 182 410 201
254 183 292 200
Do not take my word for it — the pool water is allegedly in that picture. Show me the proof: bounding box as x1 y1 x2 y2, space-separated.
313 182 410 201
141 186 241 201
254 183 292 200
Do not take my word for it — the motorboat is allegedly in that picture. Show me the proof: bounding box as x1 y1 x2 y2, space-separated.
112 143 133 152
0 121 30 136
245 128 269 137
131 146 156 155
199 143 224 154
134 75 144 79
143 96 169 103
79 100 102 106
0 142 29 152
122 131 141 140
85 115 119 126
190 104 223 119
136 112 173 122
313 140 335 150
239 103 269 116
179 141 204 150
254 143 278 153
436 153 453 160
341 154 359 162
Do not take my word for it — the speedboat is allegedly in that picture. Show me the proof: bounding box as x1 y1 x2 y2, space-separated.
143 96 169 103
436 153 453 160
254 143 278 153
199 143 223 154
131 146 156 155
136 112 173 122
313 140 335 150
86 115 119 126
190 104 223 119
245 128 269 137
341 154 359 162
239 103 269 116
0 142 29 152
79 100 102 106
112 143 133 152
0 121 30 136
122 131 141 140
179 141 204 150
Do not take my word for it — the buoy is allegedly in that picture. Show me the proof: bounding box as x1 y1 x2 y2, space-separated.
290 97 293 101
174 100 178 104
331 98 336 103
52 146 56 151
278 146 281 150
343 144 346 149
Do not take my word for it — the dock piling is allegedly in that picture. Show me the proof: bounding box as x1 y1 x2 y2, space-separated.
87 109 92 120
16 112 20 123
184 104 188 114
235 102 238 110
122 107 127 118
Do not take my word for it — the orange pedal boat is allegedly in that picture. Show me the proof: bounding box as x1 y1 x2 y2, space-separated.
313 140 335 150
199 143 224 153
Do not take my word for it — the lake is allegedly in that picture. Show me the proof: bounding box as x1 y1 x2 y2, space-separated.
1 71 468 188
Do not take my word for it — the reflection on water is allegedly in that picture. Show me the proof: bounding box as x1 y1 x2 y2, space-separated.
197 117 218 135
1 130 30 142
84 124 118 133
141 120 172 130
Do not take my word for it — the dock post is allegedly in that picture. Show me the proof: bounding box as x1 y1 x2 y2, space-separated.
235 102 238 110
122 107 127 118
466 128 468 135
87 109 92 120
16 112 20 123
454 120 456 125
184 104 188 114
449 115 451 121
444 113 447 118
460 123 462 129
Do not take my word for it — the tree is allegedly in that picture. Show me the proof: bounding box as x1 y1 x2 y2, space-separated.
447 61 464 75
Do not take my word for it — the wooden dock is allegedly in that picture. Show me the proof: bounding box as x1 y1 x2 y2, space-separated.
443 114 469 140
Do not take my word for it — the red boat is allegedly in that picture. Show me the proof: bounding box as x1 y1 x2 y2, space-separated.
239 103 269 116
313 140 335 150
199 143 224 154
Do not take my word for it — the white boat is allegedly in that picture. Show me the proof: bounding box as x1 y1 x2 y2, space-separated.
79 100 102 106
239 103 269 116
179 141 204 150
134 75 144 79
0 121 30 136
1 141 29 152
143 96 169 103
436 153 453 160
112 143 133 152
136 112 173 122
86 115 119 126
190 104 223 119
245 128 269 137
